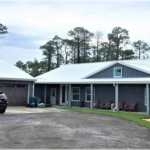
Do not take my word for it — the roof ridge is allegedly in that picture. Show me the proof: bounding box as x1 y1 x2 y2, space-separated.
63 58 150 66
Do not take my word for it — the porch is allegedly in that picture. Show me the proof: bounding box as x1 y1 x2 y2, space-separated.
34 83 150 115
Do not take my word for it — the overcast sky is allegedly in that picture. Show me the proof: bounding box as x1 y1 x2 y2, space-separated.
0 0 150 64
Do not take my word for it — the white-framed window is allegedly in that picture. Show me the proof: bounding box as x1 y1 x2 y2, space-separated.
72 87 80 101
114 67 122 77
145 88 147 106
85 87 95 102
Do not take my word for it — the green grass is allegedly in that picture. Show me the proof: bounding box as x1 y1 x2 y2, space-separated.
59 107 150 129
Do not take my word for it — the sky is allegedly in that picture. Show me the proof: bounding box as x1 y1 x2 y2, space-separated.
0 0 150 64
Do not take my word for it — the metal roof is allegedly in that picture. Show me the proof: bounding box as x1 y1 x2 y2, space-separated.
35 59 150 84
0 58 36 81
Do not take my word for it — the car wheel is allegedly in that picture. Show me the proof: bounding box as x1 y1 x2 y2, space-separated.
0 109 6 113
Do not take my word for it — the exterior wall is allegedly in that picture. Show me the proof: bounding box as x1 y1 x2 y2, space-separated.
34 84 60 105
71 84 115 108
0 80 34 105
87 63 150 78
71 84 87 107
34 84 45 103
71 84 146 112
118 84 146 112
46 84 60 105
35 83 148 112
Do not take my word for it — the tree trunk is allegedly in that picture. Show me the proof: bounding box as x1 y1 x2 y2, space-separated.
77 38 80 63
48 53 50 71
97 40 99 62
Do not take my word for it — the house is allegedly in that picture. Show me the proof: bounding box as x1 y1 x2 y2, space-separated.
35 59 150 114
0 58 36 106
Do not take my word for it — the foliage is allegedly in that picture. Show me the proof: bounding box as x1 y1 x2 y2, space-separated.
68 27 94 63
59 107 150 129
0 23 8 36
132 40 150 59
0 23 8 48
15 59 48 77
15 26 150 76
40 40 55 71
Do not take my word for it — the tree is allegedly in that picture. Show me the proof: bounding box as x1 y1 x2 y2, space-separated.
40 41 55 71
120 49 135 60
0 23 8 49
94 31 103 61
108 27 130 60
15 61 27 72
62 39 74 64
0 23 8 37
100 42 115 61
52 35 63 67
81 29 94 63
132 40 150 59
68 27 93 63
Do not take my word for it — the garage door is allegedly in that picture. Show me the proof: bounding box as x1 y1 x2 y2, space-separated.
0 84 28 106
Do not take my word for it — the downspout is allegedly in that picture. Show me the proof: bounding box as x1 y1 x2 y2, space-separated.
113 83 119 112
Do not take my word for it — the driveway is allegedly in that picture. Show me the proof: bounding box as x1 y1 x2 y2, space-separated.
5 106 65 114
0 108 150 149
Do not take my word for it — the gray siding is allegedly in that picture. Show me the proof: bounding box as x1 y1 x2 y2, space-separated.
71 84 115 108
71 84 147 112
71 84 87 107
34 84 45 103
119 84 146 112
87 63 150 78
46 85 60 105
34 84 60 105
35 83 148 112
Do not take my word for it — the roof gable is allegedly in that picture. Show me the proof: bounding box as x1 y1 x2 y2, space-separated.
87 63 150 79
83 61 150 79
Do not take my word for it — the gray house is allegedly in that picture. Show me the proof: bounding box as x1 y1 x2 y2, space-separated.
0 58 36 106
35 59 150 114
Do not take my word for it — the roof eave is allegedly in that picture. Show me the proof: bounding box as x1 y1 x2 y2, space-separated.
35 80 150 84
0 77 37 82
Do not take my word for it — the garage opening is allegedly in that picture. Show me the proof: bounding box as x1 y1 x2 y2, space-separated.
0 84 28 106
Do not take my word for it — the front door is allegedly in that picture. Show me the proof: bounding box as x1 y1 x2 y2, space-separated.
60 85 67 105
62 86 66 104
51 88 56 105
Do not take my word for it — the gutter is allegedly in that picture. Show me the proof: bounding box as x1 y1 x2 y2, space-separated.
0 77 37 82
35 80 150 84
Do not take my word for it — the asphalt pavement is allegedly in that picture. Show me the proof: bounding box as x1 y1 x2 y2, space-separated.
0 107 150 149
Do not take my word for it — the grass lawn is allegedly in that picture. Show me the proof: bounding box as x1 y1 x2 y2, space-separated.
59 107 150 129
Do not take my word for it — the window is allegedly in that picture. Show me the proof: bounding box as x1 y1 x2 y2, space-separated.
86 87 95 102
72 87 80 101
114 67 122 77
145 88 147 106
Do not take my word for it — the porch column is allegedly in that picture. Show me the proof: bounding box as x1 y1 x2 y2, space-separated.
44 84 47 104
68 84 72 108
59 85 62 105
115 84 119 112
146 84 149 115
32 83 34 96
90 84 93 110
27 83 30 104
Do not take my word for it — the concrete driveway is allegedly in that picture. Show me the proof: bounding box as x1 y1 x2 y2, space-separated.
0 108 150 149
5 106 65 114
